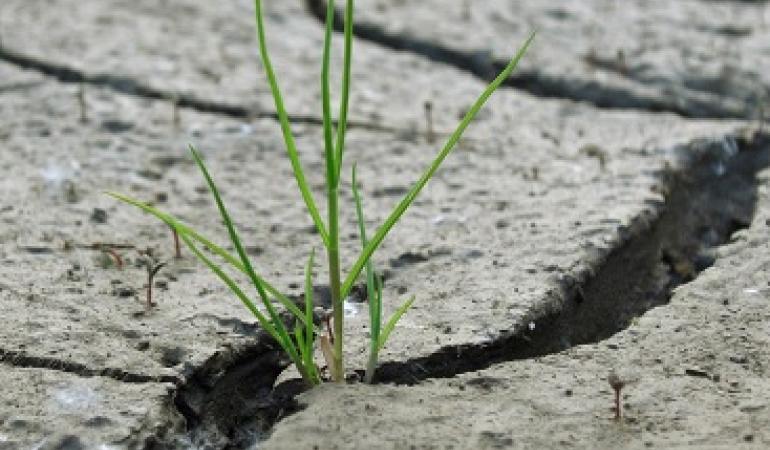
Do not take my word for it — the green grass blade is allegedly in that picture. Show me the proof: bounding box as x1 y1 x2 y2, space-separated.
294 324 306 358
187 147 319 374
354 164 384 384
295 324 317 382
294 325 318 384
178 233 277 339
183 226 317 385
334 0 354 180
377 295 415 351
351 165 380 340
188 146 272 303
321 0 337 187
303 248 317 372
187 147 318 327
180 207 315 383
341 32 536 298
364 273 384 383
105 192 310 325
254 0 329 246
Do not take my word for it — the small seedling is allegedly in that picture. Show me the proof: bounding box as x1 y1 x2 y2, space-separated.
608 371 626 420
145 259 167 308
579 144 608 170
109 0 534 385
102 246 124 269
171 227 182 259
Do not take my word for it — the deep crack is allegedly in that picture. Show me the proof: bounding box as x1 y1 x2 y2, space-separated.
304 0 751 119
0 348 179 384
0 46 396 133
373 130 770 384
149 328 301 449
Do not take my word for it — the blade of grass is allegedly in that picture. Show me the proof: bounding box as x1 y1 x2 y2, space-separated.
187 146 321 385
303 249 320 383
364 275 383 383
178 233 277 338
320 0 345 382
351 165 380 341
352 164 381 383
294 324 306 363
341 32 536 299
294 324 319 384
187 146 273 305
377 295 415 351
321 0 337 186
334 0 354 180
179 232 316 383
254 0 329 247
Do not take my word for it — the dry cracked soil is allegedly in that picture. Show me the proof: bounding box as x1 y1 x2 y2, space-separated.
0 0 769 449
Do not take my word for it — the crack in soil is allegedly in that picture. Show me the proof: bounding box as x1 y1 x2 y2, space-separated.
304 0 750 119
151 130 770 448
373 131 769 384
149 330 299 449
0 348 179 384
0 46 397 133
583 53 765 117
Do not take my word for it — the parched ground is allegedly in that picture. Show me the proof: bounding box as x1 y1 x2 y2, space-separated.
0 0 768 449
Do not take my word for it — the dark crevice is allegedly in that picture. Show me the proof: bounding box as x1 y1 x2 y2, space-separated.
304 0 750 119
371 130 770 384
584 53 765 117
0 347 179 384
148 326 306 449
0 46 396 133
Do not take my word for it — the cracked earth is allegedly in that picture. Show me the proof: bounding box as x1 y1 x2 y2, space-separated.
1 0 769 449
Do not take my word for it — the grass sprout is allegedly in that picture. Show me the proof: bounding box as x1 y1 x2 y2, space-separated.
108 0 534 386
352 164 415 383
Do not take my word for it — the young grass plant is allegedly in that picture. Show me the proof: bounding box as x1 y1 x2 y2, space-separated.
108 0 534 386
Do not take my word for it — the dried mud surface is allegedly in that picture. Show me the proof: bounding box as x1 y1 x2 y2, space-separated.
0 1 768 449
340 0 770 119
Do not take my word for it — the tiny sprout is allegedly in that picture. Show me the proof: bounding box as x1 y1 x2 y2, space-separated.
103 246 124 270
579 144 608 170
171 227 182 259
145 259 167 308
608 370 626 420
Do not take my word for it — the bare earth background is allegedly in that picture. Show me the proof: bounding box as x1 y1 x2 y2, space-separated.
0 0 769 449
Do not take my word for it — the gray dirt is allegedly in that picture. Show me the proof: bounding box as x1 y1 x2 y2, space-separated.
0 0 768 449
